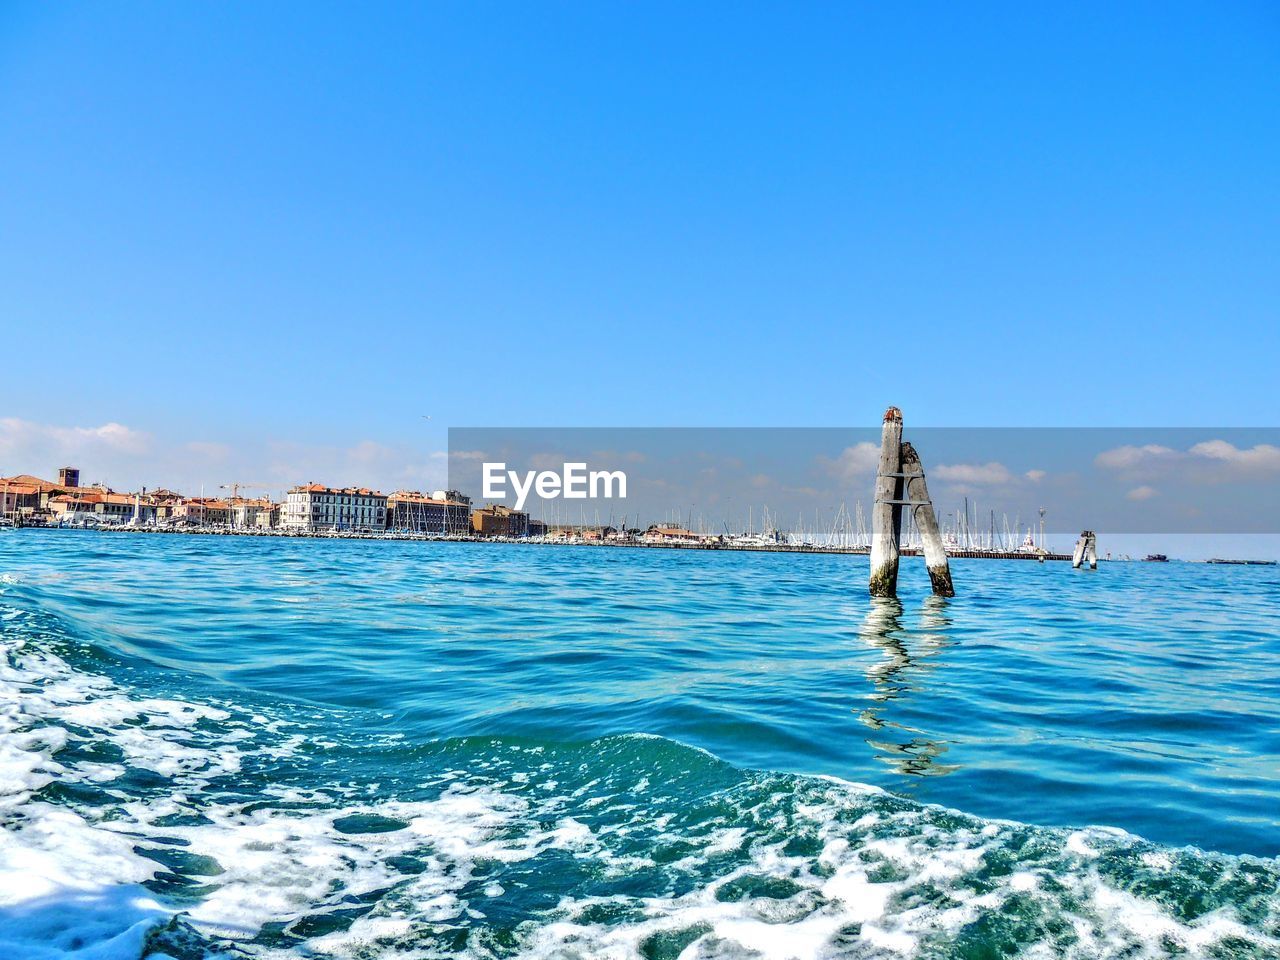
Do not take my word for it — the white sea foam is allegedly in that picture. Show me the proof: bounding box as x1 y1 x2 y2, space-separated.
507 782 1280 960
2 588 1277 960
0 606 551 956
0 613 201 955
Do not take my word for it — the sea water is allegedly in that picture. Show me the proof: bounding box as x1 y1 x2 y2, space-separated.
0 530 1276 958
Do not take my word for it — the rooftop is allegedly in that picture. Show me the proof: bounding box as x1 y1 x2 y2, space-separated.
388 490 467 506
289 483 386 497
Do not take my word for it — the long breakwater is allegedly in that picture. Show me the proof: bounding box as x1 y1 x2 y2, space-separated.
22 523 1076 561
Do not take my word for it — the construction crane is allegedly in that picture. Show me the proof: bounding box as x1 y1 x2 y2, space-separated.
219 483 273 530
219 482 271 501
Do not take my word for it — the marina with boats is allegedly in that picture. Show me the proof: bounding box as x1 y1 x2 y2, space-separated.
10 520 1081 560
6 468 1270 564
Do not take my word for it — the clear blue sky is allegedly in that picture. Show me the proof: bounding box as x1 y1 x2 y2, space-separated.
2 3 1278 490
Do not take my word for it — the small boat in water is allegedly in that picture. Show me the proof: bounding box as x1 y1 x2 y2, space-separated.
1143 554 1169 562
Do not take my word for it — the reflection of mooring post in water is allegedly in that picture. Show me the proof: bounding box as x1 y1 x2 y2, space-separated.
857 596 958 779
1072 530 1098 570
869 406 955 598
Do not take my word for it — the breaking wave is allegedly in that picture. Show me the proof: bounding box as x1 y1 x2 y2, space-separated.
2 576 1277 960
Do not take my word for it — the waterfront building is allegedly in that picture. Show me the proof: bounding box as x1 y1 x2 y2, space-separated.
0 472 99 520
163 497 230 526
643 525 702 543
229 497 277 529
471 504 531 538
545 524 601 541
1 477 43 520
47 490 160 524
58 467 80 488
46 491 103 523
282 484 387 532
387 491 471 535
432 489 472 507
149 490 185 513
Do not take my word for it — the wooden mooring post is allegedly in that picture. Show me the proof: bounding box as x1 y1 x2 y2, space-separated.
1072 530 1097 570
869 407 904 597
869 407 954 598
901 442 955 597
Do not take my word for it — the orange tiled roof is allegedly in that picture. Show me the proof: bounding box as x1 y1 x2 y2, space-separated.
174 497 230 509
289 483 386 497
49 492 105 505
2 474 53 488
475 504 522 516
1 474 95 494
388 490 465 506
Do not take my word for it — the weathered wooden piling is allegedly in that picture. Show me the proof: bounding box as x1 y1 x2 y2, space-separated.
868 407 956 598
1072 530 1098 570
869 407 904 597
901 442 955 597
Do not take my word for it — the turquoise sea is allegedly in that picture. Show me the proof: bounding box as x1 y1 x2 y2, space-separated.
1 530 1277 958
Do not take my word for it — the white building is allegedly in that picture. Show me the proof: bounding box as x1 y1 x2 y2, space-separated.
282 484 387 532
230 497 277 529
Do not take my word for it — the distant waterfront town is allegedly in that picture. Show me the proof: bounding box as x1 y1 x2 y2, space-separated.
0 463 1089 560
0 464 746 545
1 466 555 536
15 464 1264 564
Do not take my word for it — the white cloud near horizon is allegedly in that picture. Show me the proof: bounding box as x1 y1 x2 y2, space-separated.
932 461 1014 486
1 417 447 496
1094 444 1178 470
822 446 1037 497
1126 485 1158 501
264 439 448 493
1 417 154 489
1096 439 1280 479
1187 440 1280 471
0 417 151 458
821 442 880 481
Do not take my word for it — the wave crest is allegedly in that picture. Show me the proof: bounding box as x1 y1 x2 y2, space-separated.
2 591 1278 959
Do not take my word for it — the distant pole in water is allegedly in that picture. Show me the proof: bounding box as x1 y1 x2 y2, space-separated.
869 407 904 597
1072 530 1098 570
901 442 955 597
